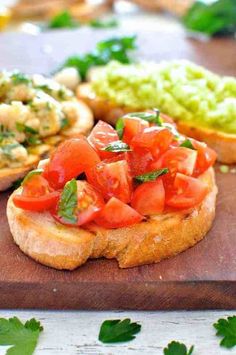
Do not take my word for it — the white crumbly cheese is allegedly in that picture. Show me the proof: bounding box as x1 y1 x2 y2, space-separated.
53 67 81 91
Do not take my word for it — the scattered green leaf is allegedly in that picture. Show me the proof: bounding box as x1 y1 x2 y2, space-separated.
164 341 194 355
214 315 236 348
11 72 31 85
16 122 38 135
102 140 131 153
115 118 125 139
99 318 141 343
58 179 78 224
0 316 43 355
135 168 169 183
182 0 236 36
90 18 119 29
26 136 42 146
180 139 195 150
48 11 79 29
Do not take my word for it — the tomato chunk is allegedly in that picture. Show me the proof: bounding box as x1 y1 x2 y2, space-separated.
88 120 119 159
13 191 60 212
122 116 149 144
165 173 208 209
86 160 132 203
192 140 217 176
126 148 154 176
131 179 165 215
46 137 100 189
131 126 173 158
95 197 143 229
159 147 197 176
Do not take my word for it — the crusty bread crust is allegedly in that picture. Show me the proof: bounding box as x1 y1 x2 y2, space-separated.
77 83 236 163
7 168 217 270
0 99 94 191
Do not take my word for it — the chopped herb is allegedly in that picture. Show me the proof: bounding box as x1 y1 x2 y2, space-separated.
180 139 195 150
58 88 67 100
126 109 163 126
99 318 141 344
115 118 125 139
58 179 78 224
59 35 136 80
48 10 79 29
0 125 14 142
135 168 169 183
0 317 43 355
11 72 31 85
16 122 38 135
61 118 69 129
102 140 131 153
26 136 42 146
220 165 230 174
22 169 43 185
90 18 119 29
214 315 236 348
164 341 194 355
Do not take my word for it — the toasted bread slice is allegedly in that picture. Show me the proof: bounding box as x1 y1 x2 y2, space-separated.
7 168 217 270
77 83 235 164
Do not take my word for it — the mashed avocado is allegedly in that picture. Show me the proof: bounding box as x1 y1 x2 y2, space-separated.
91 61 236 134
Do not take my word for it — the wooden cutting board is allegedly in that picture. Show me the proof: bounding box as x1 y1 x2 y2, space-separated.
0 28 235 310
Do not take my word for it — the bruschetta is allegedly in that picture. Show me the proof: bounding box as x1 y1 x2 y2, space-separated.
7 111 217 269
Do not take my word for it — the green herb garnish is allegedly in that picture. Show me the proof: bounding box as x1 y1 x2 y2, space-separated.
22 169 43 185
90 18 119 29
180 139 195 150
126 109 163 126
16 122 41 146
26 136 42 146
48 11 79 29
11 72 31 85
102 141 131 153
1 143 20 158
99 318 141 344
182 0 236 37
0 125 14 143
135 168 169 183
164 341 194 355
12 178 24 190
214 315 236 348
0 317 43 355
115 118 125 139
58 179 78 224
16 122 38 135
59 35 136 80
61 118 69 129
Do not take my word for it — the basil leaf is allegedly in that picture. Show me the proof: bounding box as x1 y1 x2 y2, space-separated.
22 169 43 185
180 139 196 150
58 179 78 224
102 141 131 153
135 168 169 183
126 109 163 126
115 118 125 139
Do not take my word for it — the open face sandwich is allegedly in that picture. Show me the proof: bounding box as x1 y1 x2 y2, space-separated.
0 71 93 191
7 111 217 270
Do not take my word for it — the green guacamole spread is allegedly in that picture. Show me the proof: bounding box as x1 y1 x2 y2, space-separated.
91 61 236 134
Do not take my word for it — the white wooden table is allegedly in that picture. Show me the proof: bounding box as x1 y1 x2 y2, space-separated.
0 310 235 354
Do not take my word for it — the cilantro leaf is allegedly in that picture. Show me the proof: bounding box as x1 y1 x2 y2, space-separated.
58 179 78 224
180 139 195 150
48 11 79 29
115 118 125 139
0 317 43 355
126 110 163 126
135 168 169 183
214 315 236 348
102 141 131 153
99 318 141 343
164 341 194 355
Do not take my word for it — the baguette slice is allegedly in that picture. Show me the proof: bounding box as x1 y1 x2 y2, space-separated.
0 99 93 191
7 168 217 270
77 83 235 164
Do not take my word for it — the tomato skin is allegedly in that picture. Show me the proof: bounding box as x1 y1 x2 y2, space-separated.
22 175 49 197
192 140 217 176
126 148 154 177
165 173 208 209
95 197 143 229
122 117 149 144
86 159 132 203
46 137 100 189
88 120 119 159
131 179 165 215
159 147 197 176
52 181 104 226
131 126 173 158
13 191 60 212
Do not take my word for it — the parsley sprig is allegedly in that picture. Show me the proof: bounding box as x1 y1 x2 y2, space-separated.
99 318 141 343
214 315 236 348
164 341 194 355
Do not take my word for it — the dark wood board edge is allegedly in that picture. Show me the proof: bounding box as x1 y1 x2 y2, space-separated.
1 281 235 310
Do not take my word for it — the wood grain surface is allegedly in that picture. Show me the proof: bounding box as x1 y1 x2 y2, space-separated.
0 28 235 310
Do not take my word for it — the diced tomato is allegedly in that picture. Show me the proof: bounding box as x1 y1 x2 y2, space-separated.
158 147 197 177
126 148 154 176
22 174 49 197
86 160 132 203
88 120 119 159
45 137 100 189
95 197 143 229
165 173 208 209
122 116 149 144
52 181 104 226
192 140 217 176
131 179 165 215
131 126 173 158
13 191 60 212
